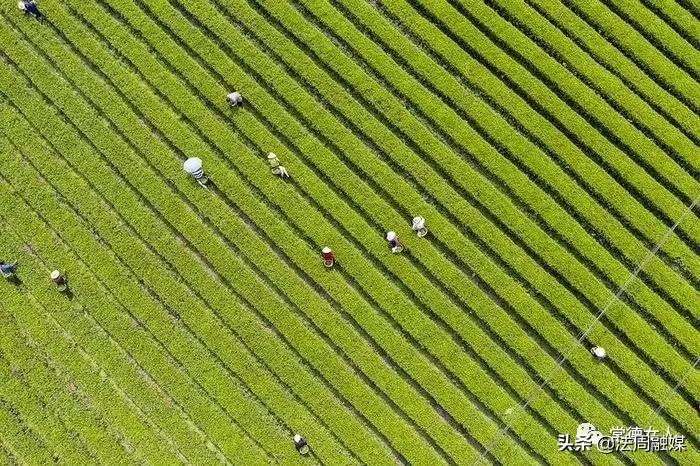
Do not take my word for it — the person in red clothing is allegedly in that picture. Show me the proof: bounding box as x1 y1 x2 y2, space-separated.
321 246 335 267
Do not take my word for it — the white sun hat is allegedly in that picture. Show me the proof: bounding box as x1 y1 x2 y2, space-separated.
50 270 61 280
322 247 331 254
386 231 397 241
293 434 301 443
591 346 607 359
18 1 26 10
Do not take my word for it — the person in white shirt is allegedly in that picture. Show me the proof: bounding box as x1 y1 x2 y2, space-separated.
590 346 607 361
226 91 243 107
412 216 427 237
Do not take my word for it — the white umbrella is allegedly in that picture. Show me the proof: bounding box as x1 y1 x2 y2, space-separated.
183 157 203 176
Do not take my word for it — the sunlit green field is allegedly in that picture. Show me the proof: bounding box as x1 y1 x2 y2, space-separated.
0 0 698 464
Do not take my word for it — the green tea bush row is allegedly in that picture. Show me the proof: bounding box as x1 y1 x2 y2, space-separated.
0 61 368 466
126 0 696 450
230 0 692 428
0 11 436 463
0 302 130 464
562 0 700 113
0 177 210 465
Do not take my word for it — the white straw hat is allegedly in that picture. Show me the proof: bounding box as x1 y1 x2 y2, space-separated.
267 152 277 159
322 247 331 254
293 434 301 442
591 346 607 358
386 231 396 241
18 1 26 10
50 270 61 280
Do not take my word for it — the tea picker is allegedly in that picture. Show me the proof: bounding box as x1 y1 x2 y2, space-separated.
183 157 210 188
267 152 289 178
226 91 243 107
293 434 309 455
0 260 18 279
386 231 403 253
590 346 607 361
18 1 43 19
51 270 69 292
321 247 335 268
412 216 428 237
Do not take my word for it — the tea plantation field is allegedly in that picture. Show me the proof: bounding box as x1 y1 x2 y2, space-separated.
0 0 698 464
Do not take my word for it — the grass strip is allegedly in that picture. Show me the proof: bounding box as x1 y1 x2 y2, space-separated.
37 0 556 458
339 0 700 308
0 175 192 464
0 396 52 465
525 0 700 166
637 0 700 51
246 0 700 340
0 130 262 463
135 0 696 444
230 0 700 418
0 310 133 465
375 0 700 392
0 109 327 464
37 0 520 458
100 0 586 459
1 101 370 466
0 358 94 464
0 19 404 462
562 0 700 112
75 0 612 460
601 0 700 78
485 0 700 179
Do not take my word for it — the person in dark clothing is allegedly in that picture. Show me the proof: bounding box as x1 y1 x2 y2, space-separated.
293 434 309 454
51 270 68 291
386 231 402 253
18 1 43 19
0 260 18 277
